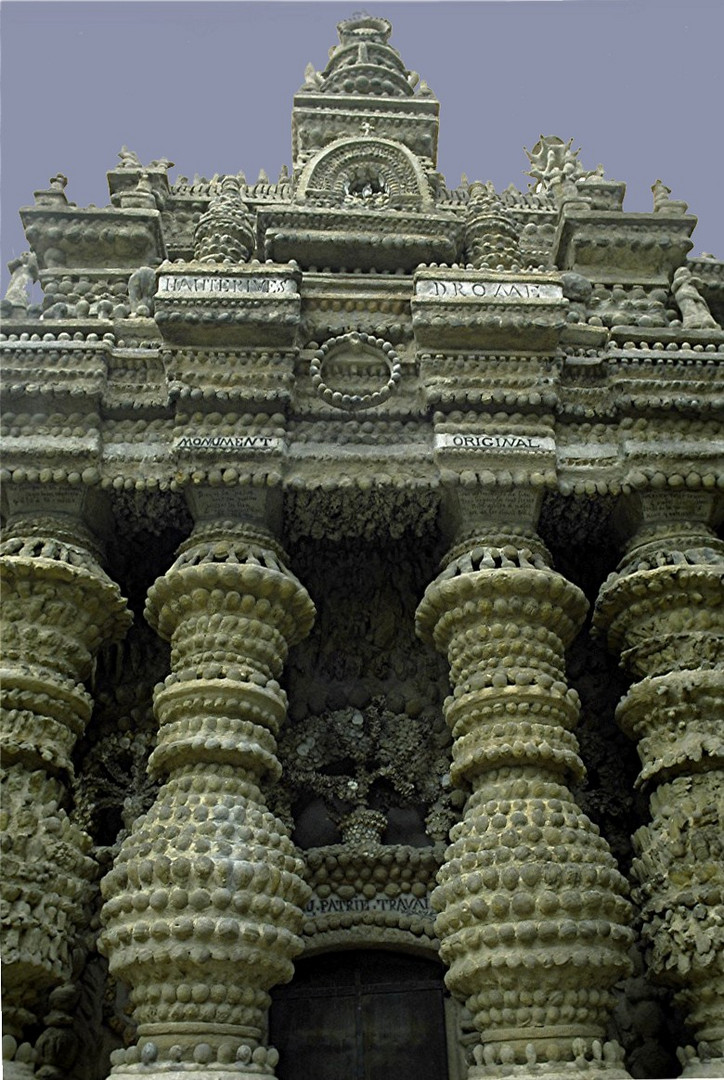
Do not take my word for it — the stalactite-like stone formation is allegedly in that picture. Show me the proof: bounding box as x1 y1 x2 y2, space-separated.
0 512 131 1069
99 520 316 1077
594 518 724 1076
416 530 634 1079
193 176 255 265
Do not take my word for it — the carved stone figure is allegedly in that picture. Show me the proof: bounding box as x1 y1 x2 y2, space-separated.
672 266 720 329
525 135 604 190
117 146 142 169
127 265 157 317
2 252 38 314
652 179 672 212
48 173 68 193
652 178 688 215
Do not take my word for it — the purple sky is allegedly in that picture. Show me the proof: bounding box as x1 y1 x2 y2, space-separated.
2 0 723 278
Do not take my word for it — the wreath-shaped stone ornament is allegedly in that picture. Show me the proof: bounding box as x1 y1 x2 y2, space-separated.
309 331 402 411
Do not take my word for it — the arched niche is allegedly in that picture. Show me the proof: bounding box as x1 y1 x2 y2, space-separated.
294 137 433 209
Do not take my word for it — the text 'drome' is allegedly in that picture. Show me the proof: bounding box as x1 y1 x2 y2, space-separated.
415 279 563 300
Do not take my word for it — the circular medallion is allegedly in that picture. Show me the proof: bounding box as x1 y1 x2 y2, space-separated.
309 332 402 411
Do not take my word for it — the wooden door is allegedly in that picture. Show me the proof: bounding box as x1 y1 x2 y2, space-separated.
270 950 449 1080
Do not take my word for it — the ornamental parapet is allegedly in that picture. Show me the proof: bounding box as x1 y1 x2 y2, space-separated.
257 205 463 271
553 209 697 286
20 205 166 272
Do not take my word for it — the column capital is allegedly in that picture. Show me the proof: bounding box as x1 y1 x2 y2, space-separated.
145 520 314 654
185 483 283 536
439 484 544 548
608 491 723 560
2 482 116 554
593 499 724 679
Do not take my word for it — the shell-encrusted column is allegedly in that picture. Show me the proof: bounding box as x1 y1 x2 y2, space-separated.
593 509 724 1077
416 529 634 1080
464 181 523 272
99 521 315 1078
0 509 131 1076
193 175 255 265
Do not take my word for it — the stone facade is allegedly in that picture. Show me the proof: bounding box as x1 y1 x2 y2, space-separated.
1 15 723 1080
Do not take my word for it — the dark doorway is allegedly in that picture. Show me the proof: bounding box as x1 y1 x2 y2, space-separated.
270 949 449 1080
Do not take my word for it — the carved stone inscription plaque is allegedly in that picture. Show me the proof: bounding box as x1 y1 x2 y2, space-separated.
186 486 272 524
640 491 715 524
435 433 555 452
4 484 88 518
158 275 296 296
304 894 430 917
416 279 563 300
173 435 283 452
456 487 543 528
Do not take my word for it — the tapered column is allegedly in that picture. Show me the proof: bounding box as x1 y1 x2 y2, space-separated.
593 499 724 1077
100 519 315 1078
417 525 633 1079
0 505 131 1076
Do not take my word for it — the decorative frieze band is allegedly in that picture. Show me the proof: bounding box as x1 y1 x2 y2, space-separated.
172 433 554 454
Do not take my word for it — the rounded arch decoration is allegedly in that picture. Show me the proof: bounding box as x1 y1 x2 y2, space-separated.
295 136 431 207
